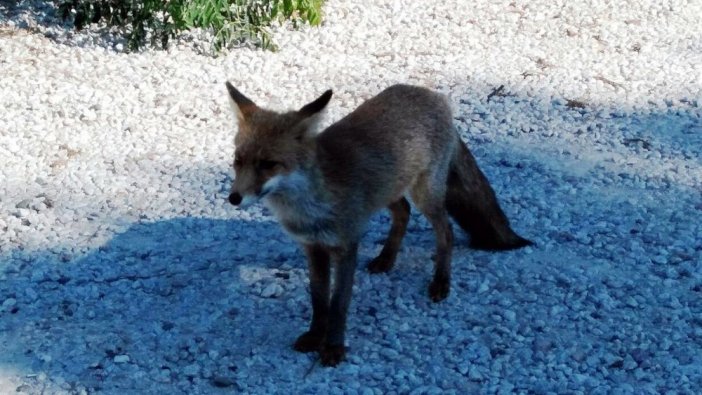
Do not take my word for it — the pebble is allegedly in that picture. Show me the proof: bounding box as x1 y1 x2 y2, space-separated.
212 375 237 388
183 364 200 377
478 279 490 293
2 298 17 308
468 367 483 381
15 199 33 209
503 310 516 322
113 355 130 364
260 283 284 298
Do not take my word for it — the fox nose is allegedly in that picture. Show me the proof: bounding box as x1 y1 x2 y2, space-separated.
228 192 242 206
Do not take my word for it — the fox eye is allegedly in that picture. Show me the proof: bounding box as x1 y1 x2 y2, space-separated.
233 158 243 168
258 160 279 170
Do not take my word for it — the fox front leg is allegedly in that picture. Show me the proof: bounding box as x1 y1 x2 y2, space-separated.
294 244 331 353
319 242 359 367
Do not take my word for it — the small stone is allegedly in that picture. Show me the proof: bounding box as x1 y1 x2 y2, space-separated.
652 255 667 264
573 373 589 384
212 375 236 388
381 348 399 359
478 279 490 293
533 337 553 352
81 110 97 122
168 104 181 115
15 199 32 209
156 368 172 383
260 283 283 298
113 355 130 364
30 270 45 282
550 305 564 316
623 354 638 370
468 366 483 381
183 364 200 377
503 310 516 321
625 297 639 308
2 298 17 308
633 368 647 380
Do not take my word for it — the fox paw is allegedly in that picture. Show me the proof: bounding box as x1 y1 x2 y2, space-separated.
367 255 394 274
293 331 324 353
428 279 450 302
320 344 346 367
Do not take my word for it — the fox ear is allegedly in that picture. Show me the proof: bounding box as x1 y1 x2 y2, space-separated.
293 90 332 141
226 81 257 122
298 89 333 118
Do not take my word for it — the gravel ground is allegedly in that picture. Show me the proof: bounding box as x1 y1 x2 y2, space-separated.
1 0 701 393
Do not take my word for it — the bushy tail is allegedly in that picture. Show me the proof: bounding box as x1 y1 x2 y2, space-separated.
445 140 533 250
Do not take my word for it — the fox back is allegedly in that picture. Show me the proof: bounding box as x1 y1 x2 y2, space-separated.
315 85 457 221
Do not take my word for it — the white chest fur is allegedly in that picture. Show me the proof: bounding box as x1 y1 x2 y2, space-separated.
262 170 340 246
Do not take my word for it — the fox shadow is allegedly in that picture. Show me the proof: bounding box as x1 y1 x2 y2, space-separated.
0 210 477 394
0 216 320 393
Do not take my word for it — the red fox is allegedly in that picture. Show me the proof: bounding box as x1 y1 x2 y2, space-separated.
226 83 532 366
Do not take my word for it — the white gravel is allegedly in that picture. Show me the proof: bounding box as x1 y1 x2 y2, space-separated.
1 0 701 393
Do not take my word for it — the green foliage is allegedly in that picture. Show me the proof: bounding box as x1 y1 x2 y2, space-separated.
56 0 324 52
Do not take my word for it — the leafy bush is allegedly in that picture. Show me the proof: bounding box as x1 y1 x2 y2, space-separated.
56 0 324 52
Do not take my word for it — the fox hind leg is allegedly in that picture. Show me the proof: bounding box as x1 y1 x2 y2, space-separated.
368 197 411 274
424 208 453 302
411 173 454 302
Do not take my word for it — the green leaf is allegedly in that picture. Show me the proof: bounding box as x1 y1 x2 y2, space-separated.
53 0 325 54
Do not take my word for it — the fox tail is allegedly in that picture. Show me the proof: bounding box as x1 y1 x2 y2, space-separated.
445 138 533 250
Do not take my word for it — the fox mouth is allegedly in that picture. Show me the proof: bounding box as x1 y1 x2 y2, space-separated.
237 188 273 209
234 174 284 209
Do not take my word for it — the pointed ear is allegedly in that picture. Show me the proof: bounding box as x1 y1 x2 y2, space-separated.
298 89 333 118
292 90 333 141
226 81 257 121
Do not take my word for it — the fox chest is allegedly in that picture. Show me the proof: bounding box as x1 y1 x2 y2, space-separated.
265 195 340 247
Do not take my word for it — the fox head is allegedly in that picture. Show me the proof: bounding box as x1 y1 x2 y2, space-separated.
225 82 333 208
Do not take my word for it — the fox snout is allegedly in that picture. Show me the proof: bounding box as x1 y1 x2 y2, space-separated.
228 192 243 206
228 188 262 209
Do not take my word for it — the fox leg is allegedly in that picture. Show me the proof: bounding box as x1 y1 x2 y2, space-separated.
320 242 359 366
294 244 330 353
368 197 410 274
411 173 454 302
424 207 454 302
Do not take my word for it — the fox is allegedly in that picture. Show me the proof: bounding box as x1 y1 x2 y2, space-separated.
225 82 532 366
